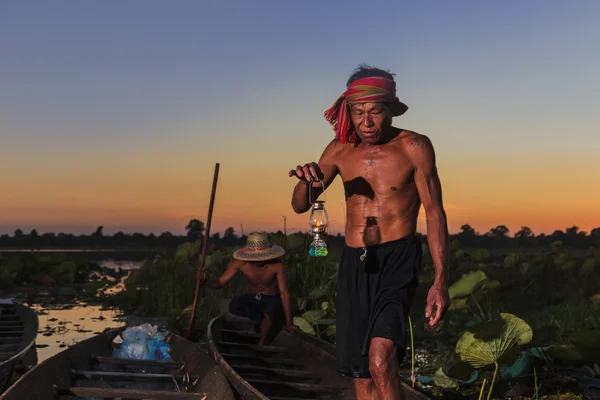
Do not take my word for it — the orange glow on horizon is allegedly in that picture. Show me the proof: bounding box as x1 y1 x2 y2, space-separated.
2 145 599 237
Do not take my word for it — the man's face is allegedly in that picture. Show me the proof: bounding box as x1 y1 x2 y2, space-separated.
350 102 392 144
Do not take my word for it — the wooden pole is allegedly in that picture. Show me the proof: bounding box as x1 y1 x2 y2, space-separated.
186 162 220 340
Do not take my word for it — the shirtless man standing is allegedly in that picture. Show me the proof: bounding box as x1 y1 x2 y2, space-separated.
289 65 450 400
197 232 295 346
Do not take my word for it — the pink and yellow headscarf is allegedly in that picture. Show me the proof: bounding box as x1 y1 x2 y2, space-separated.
324 76 408 144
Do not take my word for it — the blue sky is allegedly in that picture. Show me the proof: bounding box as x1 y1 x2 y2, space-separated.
1 1 599 235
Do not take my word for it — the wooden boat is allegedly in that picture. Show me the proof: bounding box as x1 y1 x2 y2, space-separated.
0 301 39 394
207 313 431 400
0 321 236 400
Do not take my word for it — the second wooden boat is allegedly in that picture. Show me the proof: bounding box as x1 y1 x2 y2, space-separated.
0 300 39 395
1 322 235 400
207 312 431 400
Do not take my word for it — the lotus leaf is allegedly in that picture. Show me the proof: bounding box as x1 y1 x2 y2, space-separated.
175 242 199 263
453 248 468 261
482 280 501 290
210 251 225 265
504 253 520 268
579 258 595 277
293 316 316 335
550 240 563 252
308 285 329 300
572 329 600 362
456 313 533 369
321 301 329 311
518 262 530 275
444 355 477 381
325 324 336 337
561 260 576 271
448 270 488 300
316 318 336 326
301 309 327 324
297 297 307 311
544 344 582 362
554 251 570 266
590 293 600 304
433 368 458 389
471 248 490 263
449 297 468 311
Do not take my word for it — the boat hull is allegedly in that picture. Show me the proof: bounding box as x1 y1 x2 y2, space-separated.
1 325 235 400
0 302 39 395
207 313 431 400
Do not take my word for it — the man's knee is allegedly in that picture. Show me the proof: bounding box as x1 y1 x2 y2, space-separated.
261 312 272 323
368 338 397 379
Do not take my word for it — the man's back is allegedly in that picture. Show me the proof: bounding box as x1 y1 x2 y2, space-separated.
325 128 430 248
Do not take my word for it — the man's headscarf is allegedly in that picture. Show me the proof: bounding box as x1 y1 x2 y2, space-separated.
323 76 408 144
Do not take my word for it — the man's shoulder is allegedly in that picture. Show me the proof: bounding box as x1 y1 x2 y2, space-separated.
394 130 435 157
324 138 350 153
396 130 437 168
397 129 433 149
231 258 246 268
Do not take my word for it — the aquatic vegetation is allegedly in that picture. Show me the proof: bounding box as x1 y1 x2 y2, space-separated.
456 313 533 399
0 253 119 289
98 230 600 399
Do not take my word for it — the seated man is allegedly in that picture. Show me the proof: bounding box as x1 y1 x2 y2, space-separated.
197 231 295 345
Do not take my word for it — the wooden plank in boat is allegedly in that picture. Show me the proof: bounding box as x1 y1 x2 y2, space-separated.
244 378 347 393
56 387 207 399
71 369 198 382
220 353 303 366
229 364 320 378
93 356 183 369
270 397 317 400
220 329 260 338
216 341 287 352
0 330 24 336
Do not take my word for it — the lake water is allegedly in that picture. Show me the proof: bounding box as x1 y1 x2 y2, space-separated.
6 258 146 363
32 302 124 361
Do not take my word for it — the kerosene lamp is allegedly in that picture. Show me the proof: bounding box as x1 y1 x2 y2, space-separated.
308 179 328 257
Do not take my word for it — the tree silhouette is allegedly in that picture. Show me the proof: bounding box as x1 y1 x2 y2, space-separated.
0 222 599 250
591 228 600 248
515 226 534 247
489 225 509 238
185 219 205 241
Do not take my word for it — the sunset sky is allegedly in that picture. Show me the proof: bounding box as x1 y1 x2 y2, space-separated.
2 1 599 237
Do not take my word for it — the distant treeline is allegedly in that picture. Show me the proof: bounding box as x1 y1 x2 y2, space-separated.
1 219 599 249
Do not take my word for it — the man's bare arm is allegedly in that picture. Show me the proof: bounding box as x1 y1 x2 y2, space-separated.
409 134 449 284
407 133 450 324
290 139 341 214
206 259 242 289
274 260 293 328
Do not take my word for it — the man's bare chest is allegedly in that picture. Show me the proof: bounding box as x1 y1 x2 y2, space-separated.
337 148 415 198
242 265 276 284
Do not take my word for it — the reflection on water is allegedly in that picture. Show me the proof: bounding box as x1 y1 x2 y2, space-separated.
2 258 142 363
31 302 124 362
96 259 145 271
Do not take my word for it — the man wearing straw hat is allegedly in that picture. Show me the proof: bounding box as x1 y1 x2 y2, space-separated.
289 64 450 400
197 232 295 346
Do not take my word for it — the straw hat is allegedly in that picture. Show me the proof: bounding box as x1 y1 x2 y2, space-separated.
232 232 285 262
